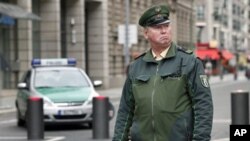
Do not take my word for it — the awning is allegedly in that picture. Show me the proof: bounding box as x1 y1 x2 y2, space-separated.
195 49 220 60
0 2 40 21
0 15 15 25
221 49 234 60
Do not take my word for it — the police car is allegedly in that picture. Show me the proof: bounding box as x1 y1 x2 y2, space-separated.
15 58 105 127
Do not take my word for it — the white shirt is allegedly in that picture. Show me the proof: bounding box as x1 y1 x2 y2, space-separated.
151 47 170 61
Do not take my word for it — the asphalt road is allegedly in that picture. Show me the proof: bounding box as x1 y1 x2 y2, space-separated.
0 100 119 141
0 72 249 141
211 78 250 141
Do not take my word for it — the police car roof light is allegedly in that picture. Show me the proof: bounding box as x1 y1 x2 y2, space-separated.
67 58 77 66
31 58 76 67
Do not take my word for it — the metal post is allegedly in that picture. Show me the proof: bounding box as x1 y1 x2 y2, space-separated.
234 53 239 80
231 90 249 125
92 96 109 139
27 96 44 140
0 70 2 107
0 58 2 106
124 0 130 67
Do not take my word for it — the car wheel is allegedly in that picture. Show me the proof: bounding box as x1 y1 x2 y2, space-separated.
16 108 25 127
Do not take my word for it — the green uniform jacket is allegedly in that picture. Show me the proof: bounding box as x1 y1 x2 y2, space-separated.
113 43 213 141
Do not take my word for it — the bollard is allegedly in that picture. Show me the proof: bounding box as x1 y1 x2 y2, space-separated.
231 90 249 125
27 96 44 140
93 96 109 139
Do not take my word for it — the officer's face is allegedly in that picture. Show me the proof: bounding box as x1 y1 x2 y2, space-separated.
143 23 172 48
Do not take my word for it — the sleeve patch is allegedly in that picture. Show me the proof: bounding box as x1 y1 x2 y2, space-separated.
200 75 210 88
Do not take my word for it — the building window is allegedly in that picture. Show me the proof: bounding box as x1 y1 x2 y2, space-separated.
213 7 220 21
233 4 236 15
213 27 217 39
222 15 228 27
233 19 241 31
196 5 205 20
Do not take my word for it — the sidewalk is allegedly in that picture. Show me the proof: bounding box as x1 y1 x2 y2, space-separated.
0 71 247 114
99 71 246 98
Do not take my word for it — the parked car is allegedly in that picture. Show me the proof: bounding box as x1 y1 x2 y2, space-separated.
15 58 113 127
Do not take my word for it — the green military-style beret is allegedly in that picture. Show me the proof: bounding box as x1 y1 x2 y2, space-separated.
139 4 170 27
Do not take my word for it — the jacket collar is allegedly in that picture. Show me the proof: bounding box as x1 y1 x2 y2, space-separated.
143 42 177 62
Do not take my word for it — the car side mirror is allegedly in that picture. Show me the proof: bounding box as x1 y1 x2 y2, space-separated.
17 82 28 89
93 80 102 87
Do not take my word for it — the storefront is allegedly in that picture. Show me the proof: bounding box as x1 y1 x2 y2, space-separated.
195 43 234 75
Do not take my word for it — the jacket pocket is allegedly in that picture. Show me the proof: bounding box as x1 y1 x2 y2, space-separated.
134 75 150 84
132 75 152 114
157 73 187 113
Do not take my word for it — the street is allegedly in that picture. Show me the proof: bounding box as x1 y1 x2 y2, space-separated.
0 72 249 141
211 78 250 141
0 100 119 141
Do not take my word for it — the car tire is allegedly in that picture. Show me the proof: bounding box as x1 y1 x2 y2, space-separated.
17 108 25 127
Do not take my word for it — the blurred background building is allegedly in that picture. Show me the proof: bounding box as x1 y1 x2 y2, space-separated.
195 0 250 75
0 0 249 90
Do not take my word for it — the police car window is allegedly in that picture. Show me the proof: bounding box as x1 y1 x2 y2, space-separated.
25 71 31 85
22 70 31 85
34 69 90 88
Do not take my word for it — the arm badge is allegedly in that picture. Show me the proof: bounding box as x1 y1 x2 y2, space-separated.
200 75 210 88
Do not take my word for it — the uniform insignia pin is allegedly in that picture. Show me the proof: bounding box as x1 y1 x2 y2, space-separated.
155 6 161 13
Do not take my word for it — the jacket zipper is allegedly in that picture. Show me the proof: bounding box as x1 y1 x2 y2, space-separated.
152 63 159 141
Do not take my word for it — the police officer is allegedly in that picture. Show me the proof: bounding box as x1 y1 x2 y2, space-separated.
113 4 213 141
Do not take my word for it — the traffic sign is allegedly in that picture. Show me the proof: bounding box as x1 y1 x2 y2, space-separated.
118 24 138 47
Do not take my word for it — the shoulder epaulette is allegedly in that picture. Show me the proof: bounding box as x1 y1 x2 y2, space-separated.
196 56 202 61
134 52 146 60
177 46 193 54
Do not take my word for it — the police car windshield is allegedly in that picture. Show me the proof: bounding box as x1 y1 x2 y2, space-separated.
34 69 90 88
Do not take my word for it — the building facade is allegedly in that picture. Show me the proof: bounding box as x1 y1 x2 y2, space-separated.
195 0 249 52
0 0 195 90
194 0 250 76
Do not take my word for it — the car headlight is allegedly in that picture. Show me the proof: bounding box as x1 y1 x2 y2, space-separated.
85 91 99 105
43 99 53 107
86 99 92 105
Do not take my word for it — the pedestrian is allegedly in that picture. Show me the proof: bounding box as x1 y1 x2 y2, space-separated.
112 4 213 141
205 58 212 79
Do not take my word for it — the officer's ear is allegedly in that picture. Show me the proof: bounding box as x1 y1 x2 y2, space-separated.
143 27 149 39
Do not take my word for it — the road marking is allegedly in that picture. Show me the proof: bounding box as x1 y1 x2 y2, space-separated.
213 119 230 123
0 108 15 115
46 136 65 141
212 138 229 141
0 119 16 124
0 136 26 140
0 136 65 141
